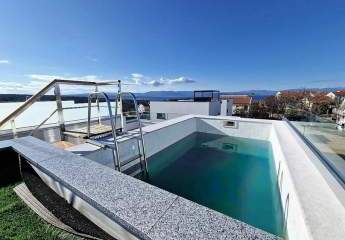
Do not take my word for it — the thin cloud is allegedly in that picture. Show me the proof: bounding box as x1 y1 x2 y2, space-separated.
0 60 10 64
167 76 195 84
86 56 99 62
28 74 63 81
130 73 195 87
0 74 109 94
0 73 196 94
307 79 341 83
131 73 145 84
27 74 99 81
148 79 165 87
0 81 40 94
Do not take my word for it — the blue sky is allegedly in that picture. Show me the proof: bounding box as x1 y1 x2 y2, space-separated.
1 0 345 93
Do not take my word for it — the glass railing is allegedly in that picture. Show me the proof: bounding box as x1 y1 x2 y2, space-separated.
286 111 345 186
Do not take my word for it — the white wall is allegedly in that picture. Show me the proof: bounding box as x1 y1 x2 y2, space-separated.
220 99 233 116
196 117 272 140
208 101 221 116
143 117 197 157
149 101 220 121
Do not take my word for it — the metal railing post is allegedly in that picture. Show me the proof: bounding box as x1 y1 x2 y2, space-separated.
11 119 17 138
95 86 101 125
87 95 92 138
54 84 66 141
117 80 125 131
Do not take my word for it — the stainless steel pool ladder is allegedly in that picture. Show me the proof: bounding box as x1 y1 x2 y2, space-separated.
115 90 148 177
87 92 120 171
87 84 148 177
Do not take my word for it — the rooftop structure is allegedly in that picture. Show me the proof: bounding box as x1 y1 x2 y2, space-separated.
193 90 220 102
220 94 253 114
221 95 252 105
149 90 231 121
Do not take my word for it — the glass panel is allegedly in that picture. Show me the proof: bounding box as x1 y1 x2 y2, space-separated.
288 112 345 183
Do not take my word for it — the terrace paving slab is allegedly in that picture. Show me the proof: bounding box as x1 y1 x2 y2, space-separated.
39 154 178 239
0 139 13 149
147 197 279 240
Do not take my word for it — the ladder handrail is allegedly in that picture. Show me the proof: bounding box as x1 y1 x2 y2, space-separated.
0 79 120 130
114 80 148 176
122 92 148 175
87 92 121 171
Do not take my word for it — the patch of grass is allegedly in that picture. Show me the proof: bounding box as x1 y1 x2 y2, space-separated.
0 183 83 240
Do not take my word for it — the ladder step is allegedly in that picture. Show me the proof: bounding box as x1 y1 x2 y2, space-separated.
85 139 107 148
129 168 143 177
122 162 143 177
121 154 141 166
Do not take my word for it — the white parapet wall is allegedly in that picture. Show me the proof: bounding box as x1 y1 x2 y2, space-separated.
141 116 197 157
149 101 221 121
196 115 272 140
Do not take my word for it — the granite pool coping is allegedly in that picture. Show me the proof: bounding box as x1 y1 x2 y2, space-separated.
273 122 345 240
2 136 280 240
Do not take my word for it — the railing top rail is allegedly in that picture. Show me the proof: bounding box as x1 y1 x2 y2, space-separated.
0 79 122 129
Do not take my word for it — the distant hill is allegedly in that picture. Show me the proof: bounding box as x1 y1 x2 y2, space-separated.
0 94 89 103
1 87 345 103
221 90 277 96
70 91 194 101
221 90 277 101
281 87 345 93
133 91 194 100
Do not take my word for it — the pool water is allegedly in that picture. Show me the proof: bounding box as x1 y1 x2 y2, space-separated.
145 132 284 237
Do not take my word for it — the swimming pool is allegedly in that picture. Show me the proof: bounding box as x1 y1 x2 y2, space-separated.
14 115 345 240
145 132 284 237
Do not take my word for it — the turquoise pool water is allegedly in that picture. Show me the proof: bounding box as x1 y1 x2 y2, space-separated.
145 132 284 237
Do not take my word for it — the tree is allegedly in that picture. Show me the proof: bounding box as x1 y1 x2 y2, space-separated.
248 102 269 119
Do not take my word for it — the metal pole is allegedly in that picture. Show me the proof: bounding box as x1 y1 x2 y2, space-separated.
114 89 121 171
106 94 121 171
95 86 101 125
11 119 17 139
54 84 65 141
87 95 92 138
117 80 125 132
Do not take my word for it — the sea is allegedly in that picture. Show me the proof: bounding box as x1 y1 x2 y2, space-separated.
0 101 111 130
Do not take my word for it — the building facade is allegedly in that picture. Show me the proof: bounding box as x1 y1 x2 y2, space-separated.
149 90 232 121
220 95 252 115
